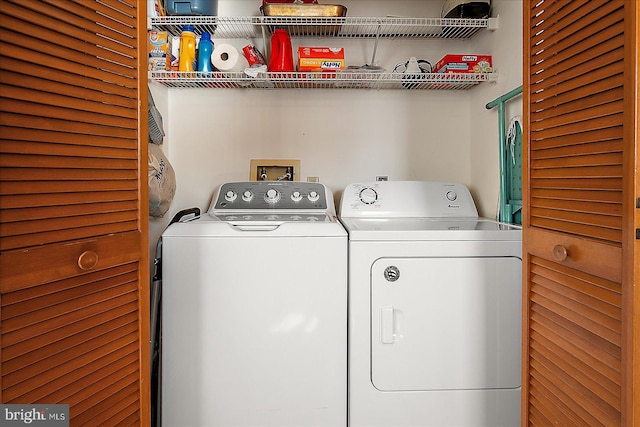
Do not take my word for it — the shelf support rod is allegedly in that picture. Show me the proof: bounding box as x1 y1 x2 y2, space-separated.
258 17 269 62
370 20 382 65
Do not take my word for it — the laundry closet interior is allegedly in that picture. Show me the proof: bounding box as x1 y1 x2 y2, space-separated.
148 0 523 243
148 0 526 425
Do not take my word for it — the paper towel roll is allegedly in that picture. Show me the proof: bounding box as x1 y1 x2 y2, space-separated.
211 44 249 72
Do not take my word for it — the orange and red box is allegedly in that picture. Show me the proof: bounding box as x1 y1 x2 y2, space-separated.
148 30 171 71
298 47 345 72
434 54 492 73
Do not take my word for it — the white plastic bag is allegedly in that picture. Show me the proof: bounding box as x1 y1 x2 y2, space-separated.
148 143 176 217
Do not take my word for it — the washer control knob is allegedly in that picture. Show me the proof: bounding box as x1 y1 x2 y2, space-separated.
224 190 237 202
291 190 303 202
307 190 320 202
359 187 378 205
242 190 253 202
265 188 280 204
446 191 457 201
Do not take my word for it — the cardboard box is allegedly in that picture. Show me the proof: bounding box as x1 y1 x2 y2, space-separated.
298 47 345 72
435 54 492 73
149 30 171 71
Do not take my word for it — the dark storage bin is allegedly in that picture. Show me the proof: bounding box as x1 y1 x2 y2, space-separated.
165 0 218 15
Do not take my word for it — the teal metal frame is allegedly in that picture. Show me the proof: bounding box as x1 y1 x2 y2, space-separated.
486 85 523 224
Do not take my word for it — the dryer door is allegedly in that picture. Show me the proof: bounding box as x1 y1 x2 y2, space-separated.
371 256 521 391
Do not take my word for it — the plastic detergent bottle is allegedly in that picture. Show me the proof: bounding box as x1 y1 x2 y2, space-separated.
179 25 196 72
268 28 293 72
197 32 213 72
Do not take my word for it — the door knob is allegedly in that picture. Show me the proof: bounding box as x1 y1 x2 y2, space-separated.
78 251 99 271
552 245 568 262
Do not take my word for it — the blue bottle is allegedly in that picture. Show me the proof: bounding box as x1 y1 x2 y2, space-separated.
197 32 214 72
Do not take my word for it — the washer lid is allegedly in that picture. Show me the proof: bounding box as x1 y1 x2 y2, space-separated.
163 214 346 237
340 217 521 241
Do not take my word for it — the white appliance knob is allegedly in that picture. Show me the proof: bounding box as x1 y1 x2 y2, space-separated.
307 190 320 202
242 190 253 202
359 187 378 205
224 190 237 202
446 191 457 201
291 191 302 202
291 191 303 202
265 188 280 203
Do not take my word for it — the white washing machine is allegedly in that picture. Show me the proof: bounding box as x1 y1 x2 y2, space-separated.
162 181 347 427
340 181 522 427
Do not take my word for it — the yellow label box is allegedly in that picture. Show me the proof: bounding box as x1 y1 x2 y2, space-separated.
298 47 345 72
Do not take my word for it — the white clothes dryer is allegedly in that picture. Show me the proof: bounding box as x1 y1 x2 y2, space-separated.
162 181 347 427
340 181 522 427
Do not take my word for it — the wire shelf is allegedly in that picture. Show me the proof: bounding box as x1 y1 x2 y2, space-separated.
149 16 497 90
150 16 493 39
149 71 496 90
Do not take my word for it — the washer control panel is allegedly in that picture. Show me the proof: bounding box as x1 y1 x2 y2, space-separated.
340 181 479 218
211 181 329 211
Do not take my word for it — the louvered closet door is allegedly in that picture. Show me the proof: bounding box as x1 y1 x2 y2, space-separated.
523 1 638 426
0 0 149 425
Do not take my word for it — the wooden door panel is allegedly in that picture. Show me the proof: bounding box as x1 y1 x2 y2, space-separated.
522 0 638 425
0 232 142 293
0 0 142 255
527 227 623 278
528 254 623 426
0 0 149 424
1 261 142 419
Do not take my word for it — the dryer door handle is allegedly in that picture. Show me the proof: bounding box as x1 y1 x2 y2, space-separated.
381 306 395 344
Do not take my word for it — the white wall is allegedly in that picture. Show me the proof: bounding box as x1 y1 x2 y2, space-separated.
469 0 523 220
149 0 523 257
